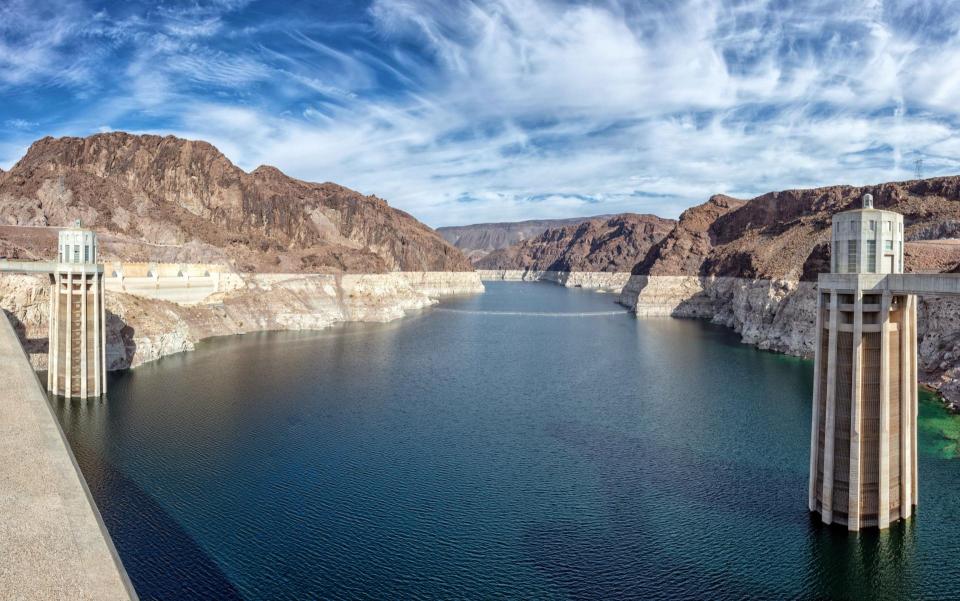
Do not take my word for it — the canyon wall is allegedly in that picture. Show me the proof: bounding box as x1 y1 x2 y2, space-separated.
476 213 675 273
0 271 483 372
618 274 960 409
437 215 613 262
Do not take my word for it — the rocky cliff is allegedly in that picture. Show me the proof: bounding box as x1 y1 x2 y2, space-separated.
437 215 614 261
0 133 473 273
1 271 484 371
476 213 675 274
619 176 960 408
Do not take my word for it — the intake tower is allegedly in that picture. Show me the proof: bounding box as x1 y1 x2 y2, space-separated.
47 222 107 399
809 194 917 530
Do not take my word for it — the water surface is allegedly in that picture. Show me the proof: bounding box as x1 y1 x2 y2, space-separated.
52 282 960 599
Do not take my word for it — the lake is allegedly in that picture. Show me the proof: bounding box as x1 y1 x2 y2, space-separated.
52 282 960 599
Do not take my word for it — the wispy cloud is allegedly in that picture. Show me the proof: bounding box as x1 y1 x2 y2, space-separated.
2 0 960 225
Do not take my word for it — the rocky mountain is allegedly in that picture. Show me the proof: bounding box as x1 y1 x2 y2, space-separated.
475 213 675 272
437 215 614 262
0 133 473 273
618 176 960 410
634 179 960 280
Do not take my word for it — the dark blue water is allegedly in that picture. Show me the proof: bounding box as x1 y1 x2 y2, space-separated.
52 282 960 600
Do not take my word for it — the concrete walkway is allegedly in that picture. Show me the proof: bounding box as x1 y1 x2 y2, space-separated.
0 314 136 600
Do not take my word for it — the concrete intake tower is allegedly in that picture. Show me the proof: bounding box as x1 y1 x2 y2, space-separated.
809 194 916 530
47 223 107 399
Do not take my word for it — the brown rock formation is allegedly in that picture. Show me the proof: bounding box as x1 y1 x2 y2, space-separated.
0 133 472 273
634 179 960 280
475 213 675 272
437 215 615 261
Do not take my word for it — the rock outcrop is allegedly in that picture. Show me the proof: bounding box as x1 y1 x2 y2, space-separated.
0 133 473 273
620 176 960 408
1 271 484 371
477 213 675 273
437 215 613 262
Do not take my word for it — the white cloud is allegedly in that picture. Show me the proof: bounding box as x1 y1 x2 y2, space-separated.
4 0 960 226
4 118 38 130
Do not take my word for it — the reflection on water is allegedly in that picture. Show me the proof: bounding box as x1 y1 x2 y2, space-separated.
50 282 960 600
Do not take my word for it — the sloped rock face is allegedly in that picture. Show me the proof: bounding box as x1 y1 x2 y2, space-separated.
621 175 960 407
918 297 960 410
437 215 613 261
476 214 675 273
633 195 747 276
637 179 960 281
0 133 472 273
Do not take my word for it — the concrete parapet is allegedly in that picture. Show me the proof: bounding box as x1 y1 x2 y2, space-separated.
104 262 244 305
0 312 136 599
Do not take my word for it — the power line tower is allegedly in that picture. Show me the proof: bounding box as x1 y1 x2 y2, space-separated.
915 158 923 180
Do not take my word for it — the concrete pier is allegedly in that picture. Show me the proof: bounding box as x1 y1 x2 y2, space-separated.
0 312 135 599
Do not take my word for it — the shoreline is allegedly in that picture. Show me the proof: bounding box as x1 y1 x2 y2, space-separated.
0 270 484 373
617 273 960 412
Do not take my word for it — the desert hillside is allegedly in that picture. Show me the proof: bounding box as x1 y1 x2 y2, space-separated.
635 180 960 280
437 215 615 261
475 213 675 273
0 133 473 273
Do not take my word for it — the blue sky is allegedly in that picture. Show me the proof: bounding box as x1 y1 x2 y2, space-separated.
2 0 960 227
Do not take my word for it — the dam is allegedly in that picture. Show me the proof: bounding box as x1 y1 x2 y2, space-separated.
0 284 134 598
0 223 134 597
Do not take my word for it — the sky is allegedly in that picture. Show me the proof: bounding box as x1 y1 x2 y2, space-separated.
2 0 960 227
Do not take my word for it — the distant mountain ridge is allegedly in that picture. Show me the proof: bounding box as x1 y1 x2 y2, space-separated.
437 215 615 261
0 133 473 273
475 213 676 272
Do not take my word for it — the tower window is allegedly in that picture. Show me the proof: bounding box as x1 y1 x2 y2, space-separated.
847 240 858 273
867 240 876 273
884 240 893 251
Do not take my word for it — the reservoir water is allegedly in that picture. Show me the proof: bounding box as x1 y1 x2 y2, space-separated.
52 282 960 600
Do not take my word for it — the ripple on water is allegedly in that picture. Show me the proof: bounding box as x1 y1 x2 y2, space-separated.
52 283 960 600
